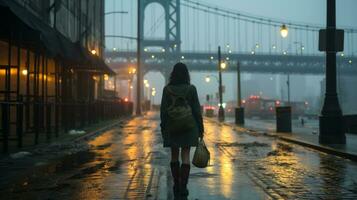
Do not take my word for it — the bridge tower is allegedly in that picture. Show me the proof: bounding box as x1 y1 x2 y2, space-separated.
140 0 181 53
139 0 181 82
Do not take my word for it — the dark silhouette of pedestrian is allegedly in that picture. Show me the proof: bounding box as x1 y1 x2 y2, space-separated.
160 62 204 198
301 118 305 127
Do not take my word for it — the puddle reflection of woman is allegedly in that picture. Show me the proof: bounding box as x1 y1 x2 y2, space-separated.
160 63 204 198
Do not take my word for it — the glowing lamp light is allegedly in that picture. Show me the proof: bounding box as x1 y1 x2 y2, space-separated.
91 49 97 55
242 100 246 104
218 103 227 108
144 48 148 52
130 85 133 89
124 97 129 102
301 46 305 50
251 51 255 55
255 43 260 49
92 76 97 81
280 24 288 38
272 45 276 49
145 83 150 88
205 76 211 83
210 56 214 60
349 60 353 64
161 48 165 52
341 53 345 57
181 56 185 59
275 100 281 105
226 57 229 61
228 50 232 54
283 51 287 55
113 47 117 51
144 79 148 84
220 62 227 69
103 74 109 81
22 69 28 76
151 55 155 59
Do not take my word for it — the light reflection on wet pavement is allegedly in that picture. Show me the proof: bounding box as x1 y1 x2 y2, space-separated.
7 112 357 199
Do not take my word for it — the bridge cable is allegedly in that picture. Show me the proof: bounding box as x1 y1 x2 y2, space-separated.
113 0 116 49
206 9 210 51
233 15 237 52
120 0 124 49
244 20 248 53
238 16 241 52
268 21 271 54
215 11 218 47
274 25 277 53
130 0 134 48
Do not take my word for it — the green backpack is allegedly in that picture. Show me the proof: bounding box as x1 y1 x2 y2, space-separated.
166 86 196 134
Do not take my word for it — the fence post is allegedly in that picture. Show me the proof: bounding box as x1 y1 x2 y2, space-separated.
55 102 59 137
46 103 52 141
2 103 9 153
34 100 39 145
17 97 24 148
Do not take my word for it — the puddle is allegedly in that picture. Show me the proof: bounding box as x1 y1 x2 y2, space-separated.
216 141 269 148
190 172 218 178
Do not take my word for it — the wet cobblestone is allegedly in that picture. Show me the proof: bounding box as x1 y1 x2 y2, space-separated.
2 113 357 199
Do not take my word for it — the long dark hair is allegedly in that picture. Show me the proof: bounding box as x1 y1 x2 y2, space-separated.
169 62 190 85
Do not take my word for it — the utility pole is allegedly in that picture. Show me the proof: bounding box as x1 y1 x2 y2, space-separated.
136 0 142 115
218 46 225 122
237 62 242 108
319 0 345 144
235 61 244 124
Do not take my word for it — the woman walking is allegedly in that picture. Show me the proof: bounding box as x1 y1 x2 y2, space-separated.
160 62 204 198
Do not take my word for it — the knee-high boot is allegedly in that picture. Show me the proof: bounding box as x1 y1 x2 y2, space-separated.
180 164 190 196
170 162 180 196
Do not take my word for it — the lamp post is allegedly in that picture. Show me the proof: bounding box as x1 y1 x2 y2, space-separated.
280 24 291 105
136 0 142 115
319 0 345 144
236 62 245 124
218 46 225 122
235 61 244 124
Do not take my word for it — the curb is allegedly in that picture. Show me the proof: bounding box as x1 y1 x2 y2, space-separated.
205 117 357 162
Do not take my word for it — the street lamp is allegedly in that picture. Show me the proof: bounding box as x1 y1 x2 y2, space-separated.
220 62 227 70
319 0 345 144
91 49 97 55
218 46 225 122
205 76 211 83
235 61 244 125
280 24 288 38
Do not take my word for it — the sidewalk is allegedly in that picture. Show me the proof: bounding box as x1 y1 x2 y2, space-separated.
3 112 357 199
0 118 128 193
223 117 357 162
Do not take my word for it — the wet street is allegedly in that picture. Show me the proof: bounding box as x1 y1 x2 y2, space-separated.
9 112 357 200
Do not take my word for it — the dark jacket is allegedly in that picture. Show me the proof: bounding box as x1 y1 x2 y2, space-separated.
160 84 204 147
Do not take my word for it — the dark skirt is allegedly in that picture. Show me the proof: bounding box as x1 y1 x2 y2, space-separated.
162 126 199 148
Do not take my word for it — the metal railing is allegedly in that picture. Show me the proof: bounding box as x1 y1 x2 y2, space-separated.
0 99 133 153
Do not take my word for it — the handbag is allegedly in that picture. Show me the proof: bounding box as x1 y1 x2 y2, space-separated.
192 138 210 168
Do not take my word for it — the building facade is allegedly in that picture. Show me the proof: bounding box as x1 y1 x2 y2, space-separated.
0 0 128 153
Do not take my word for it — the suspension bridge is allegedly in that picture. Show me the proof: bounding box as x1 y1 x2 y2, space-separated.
104 0 357 79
